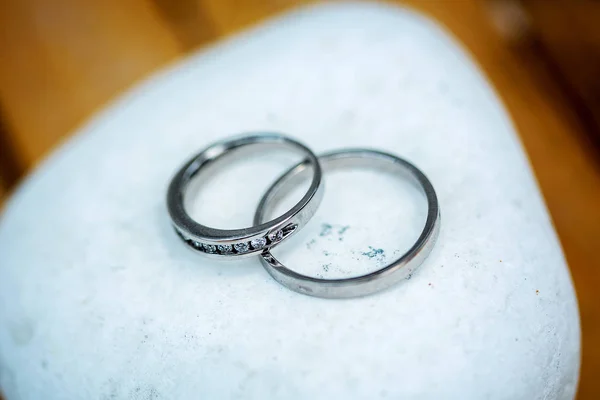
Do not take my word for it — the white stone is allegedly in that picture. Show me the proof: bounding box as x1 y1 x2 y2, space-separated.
0 2 580 399
268 230 284 243
233 242 250 254
217 244 233 254
250 237 267 250
202 244 216 254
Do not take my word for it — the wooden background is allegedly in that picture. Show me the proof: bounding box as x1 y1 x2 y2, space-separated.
0 0 599 398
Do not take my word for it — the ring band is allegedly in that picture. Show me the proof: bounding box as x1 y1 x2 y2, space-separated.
167 133 324 258
254 149 440 298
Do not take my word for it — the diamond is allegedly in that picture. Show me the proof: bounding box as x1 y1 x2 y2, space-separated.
217 244 233 254
234 242 250 253
268 230 283 242
250 237 267 249
191 241 202 249
203 244 216 253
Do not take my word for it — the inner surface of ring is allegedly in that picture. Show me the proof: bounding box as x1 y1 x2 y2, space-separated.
184 141 316 231
256 151 430 279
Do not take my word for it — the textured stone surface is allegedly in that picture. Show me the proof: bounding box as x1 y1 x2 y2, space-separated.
0 2 580 399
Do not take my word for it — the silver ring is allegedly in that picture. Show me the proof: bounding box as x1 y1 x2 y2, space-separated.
254 149 440 298
167 133 323 258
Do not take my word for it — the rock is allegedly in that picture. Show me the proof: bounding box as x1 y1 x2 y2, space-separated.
0 3 580 399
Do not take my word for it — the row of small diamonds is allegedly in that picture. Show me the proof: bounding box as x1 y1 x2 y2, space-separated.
178 229 284 255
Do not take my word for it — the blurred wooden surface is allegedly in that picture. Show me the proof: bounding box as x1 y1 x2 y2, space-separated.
0 0 599 398
520 0 600 145
0 0 182 167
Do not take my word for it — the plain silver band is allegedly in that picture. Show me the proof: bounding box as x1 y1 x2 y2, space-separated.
254 149 440 298
167 133 323 258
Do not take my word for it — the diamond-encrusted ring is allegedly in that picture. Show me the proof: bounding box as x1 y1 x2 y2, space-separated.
254 149 440 298
167 133 323 258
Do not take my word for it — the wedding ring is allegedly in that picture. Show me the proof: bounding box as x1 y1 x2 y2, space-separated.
167 133 323 258
254 149 440 298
